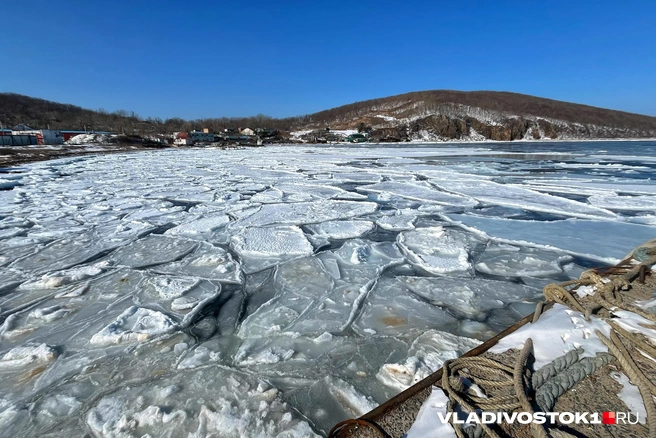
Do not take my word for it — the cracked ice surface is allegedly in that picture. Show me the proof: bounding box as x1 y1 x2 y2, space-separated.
397 226 477 275
0 142 655 436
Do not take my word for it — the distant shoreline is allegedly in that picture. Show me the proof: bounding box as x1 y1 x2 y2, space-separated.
3 137 656 168
293 137 656 145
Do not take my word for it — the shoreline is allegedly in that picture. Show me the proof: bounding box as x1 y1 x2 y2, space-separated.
2 137 656 169
286 137 656 146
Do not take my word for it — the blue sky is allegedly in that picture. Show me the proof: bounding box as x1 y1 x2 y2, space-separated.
2 0 655 119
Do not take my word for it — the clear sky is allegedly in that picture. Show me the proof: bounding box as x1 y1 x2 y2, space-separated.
2 0 655 119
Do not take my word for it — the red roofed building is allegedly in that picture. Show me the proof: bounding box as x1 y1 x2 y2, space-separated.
174 132 193 146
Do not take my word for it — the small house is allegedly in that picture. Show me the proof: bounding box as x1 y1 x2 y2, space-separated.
174 132 193 146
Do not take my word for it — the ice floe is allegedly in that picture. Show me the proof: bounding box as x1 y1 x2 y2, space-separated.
357 181 477 207
231 226 314 273
397 226 475 275
235 200 378 227
305 220 374 239
449 214 656 262
377 330 481 391
109 235 198 268
0 343 58 370
587 194 656 211
90 306 177 346
474 242 572 277
432 179 617 219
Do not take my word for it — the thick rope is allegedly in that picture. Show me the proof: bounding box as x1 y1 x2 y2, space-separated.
542 283 587 314
580 265 656 324
442 359 505 438
539 259 656 323
596 329 656 438
608 320 656 361
531 347 582 390
513 338 550 438
609 330 656 394
532 301 545 324
534 352 614 412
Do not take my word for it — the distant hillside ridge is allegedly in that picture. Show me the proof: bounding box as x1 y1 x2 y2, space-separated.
2 90 656 142
296 90 656 141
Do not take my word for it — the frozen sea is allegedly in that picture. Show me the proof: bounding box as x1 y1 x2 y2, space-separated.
0 141 655 437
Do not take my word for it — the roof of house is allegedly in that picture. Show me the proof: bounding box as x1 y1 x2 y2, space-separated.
176 132 190 139
13 124 33 131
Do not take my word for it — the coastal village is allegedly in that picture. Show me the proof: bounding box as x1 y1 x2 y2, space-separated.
0 124 372 147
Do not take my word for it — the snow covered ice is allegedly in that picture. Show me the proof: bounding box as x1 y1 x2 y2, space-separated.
0 140 655 436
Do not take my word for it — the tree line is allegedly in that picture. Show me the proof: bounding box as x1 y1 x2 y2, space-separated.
0 93 312 135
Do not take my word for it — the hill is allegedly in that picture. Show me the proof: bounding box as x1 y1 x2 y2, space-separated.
2 91 656 142
294 90 656 141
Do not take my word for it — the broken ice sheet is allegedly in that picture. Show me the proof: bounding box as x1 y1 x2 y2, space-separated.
0 242 39 268
474 242 572 277
0 343 58 370
232 332 411 433
2 143 655 437
0 269 24 294
135 275 222 327
587 194 656 212
357 181 477 207
274 182 367 201
432 179 617 220
397 226 475 276
118 201 186 221
239 240 405 338
376 211 417 231
84 366 319 438
449 213 656 262
109 235 198 268
1 269 143 348
238 256 334 338
398 276 540 320
18 262 107 290
354 277 459 336
10 232 118 275
305 220 374 239
293 240 405 334
234 200 378 227
90 306 177 346
377 330 481 391
231 225 314 273
164 213 230 238
152 242 242 284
